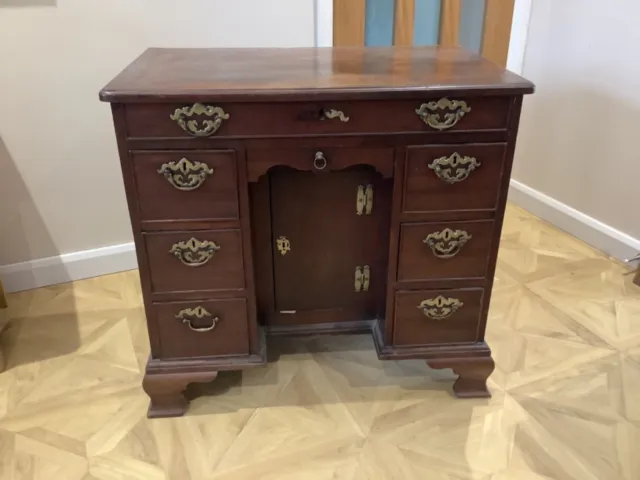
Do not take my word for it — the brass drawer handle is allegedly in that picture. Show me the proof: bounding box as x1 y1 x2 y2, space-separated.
418 296 464 320
314 151 328 170
170 103 230 137
175 306 219 332
170 237 220 267
423 228 472 259
415 98 471 130
428 152 481 184
157 157 213 191
321 109 350 122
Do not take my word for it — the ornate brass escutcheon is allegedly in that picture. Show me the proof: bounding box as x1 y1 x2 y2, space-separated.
428 152 481 184
157 157 214 191
423 228 472 259
169 103 230 137
356 185 374 215
418 296 464 320
321 109 350 122
175 306 220 332
354 265 371 292
415 98 471 130
169 237 220 267
276 236 291 256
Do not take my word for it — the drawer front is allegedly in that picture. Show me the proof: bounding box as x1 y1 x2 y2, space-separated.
247 147 394 181
124 97 511 138
398 220 495 281
393 289 484 346
144 229 245 294
133 150 239 223
403 144 507 213
153 298 249 359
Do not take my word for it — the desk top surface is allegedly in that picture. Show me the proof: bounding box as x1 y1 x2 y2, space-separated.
99 47 534 103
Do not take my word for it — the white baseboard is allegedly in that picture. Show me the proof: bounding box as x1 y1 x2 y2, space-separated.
509 179 640 263
0 242 137 293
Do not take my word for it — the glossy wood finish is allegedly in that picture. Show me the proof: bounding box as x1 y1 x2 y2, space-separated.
152 298 250 359
132 150 239 223
269 167 391 325
144 229 245 294
124 96 512 140
393 288 485 346
100 47 533 417
403 143 508 213
397 220 495 282
99 47 534 103
247 147 394 182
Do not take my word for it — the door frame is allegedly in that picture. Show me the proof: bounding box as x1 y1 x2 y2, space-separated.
323 0 532 71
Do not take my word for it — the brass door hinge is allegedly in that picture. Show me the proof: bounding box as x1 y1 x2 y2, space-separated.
356 185 373 215
354 265 371 292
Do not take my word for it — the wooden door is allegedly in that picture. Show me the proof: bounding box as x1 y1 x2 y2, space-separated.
333 0 515 68
269 167 391 326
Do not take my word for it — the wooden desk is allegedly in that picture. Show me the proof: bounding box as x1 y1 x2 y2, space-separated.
100 47 534 418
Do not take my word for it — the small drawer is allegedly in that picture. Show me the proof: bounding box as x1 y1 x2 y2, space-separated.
152 298 250 359
247 147 394 181
393 289 484 347
124 97 511 139
403 143 507 213
398 220 495 281
144 229 245 294
132 150 238 223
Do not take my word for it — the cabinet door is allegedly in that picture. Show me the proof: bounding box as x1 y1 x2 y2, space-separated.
270 167 391 325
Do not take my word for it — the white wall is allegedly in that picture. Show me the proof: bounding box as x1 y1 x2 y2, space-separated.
509 0 640 260
0 0 316 291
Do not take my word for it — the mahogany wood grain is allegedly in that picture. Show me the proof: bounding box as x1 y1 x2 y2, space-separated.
144 229 245 294
269 167 391 324
151 298 249 359
124 97 512 140
99 48 534 103
132 150 238 223
101 47 534 416
403 143 508 213
247 147 394 183
428 356 495 398
397 220 495 282
393 288 485 346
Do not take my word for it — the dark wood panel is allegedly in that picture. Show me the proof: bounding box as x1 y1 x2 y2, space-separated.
403 143 507 213
144 229 245 294
247 146 395 182
393 288 485 346
269 167 391 324
124 97 511 140
132 150 238 222
152 298 249 359
397 220 495 282
99 47 534 103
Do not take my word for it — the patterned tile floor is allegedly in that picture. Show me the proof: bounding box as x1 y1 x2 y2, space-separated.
0 204 639 479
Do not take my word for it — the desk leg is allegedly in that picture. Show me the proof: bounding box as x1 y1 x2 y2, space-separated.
427 356 495 398
142 371 218 418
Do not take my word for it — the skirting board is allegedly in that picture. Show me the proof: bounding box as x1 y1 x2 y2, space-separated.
509 179 640 263
0 243 137 294
1 183 638 293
